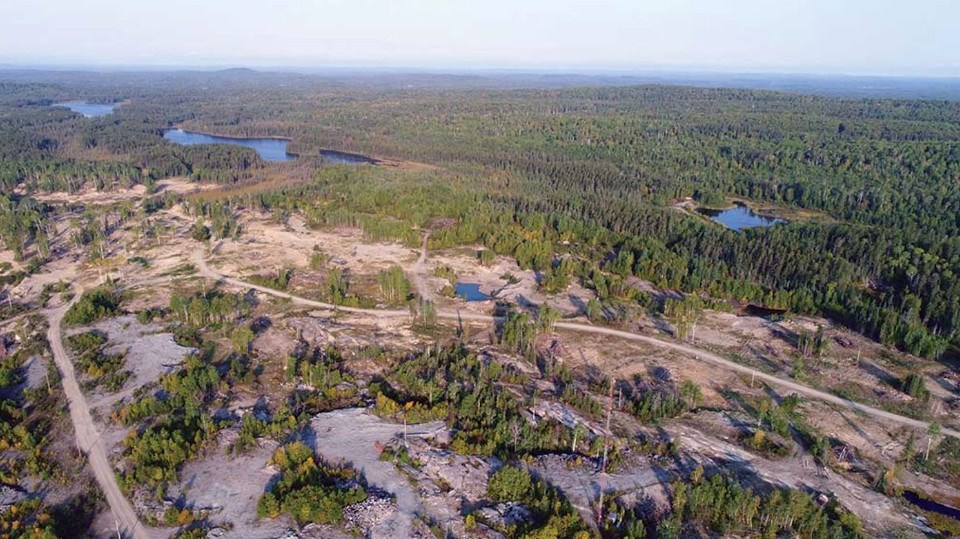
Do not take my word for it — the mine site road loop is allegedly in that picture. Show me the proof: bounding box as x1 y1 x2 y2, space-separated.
193 248 960 441
44 246 960 539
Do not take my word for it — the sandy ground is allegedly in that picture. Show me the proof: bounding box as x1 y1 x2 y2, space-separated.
46 292 164 539
210 210 597 317
7 265 77 306
424 246 597 317
211 214 418 279
691 309 959 431
551 329 743 408
31 177 217 206
197 232 960 510
204 208 957 438
0 249 18 269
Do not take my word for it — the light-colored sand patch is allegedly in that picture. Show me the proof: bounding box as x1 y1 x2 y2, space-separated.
31 178 216 206
215 213 418 278
8 266 77 305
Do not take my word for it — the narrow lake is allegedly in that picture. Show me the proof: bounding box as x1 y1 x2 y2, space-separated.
54 101 118 117
320 149 376 165
902 490 960 521
162 128 296 162
698 204 786 231
455 283 491 302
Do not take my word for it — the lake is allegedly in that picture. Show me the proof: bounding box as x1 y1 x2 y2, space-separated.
455 283 491 302
320 149 376 165
54 101 118 118
902 490 960 521
162 128 296 162
698 204 786 231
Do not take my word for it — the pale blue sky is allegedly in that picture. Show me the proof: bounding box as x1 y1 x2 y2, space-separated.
2 0 957 76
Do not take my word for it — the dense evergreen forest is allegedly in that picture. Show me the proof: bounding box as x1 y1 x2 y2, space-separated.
2 72 959 359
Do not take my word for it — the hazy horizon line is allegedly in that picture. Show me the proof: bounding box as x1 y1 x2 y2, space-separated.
1 60 959 81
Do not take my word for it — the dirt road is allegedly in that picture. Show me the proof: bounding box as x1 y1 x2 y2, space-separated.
46 295 156 539
409 231 433 302
196 247 960 440
553 322 960 439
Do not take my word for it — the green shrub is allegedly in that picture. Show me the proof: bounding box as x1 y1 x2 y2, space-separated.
487 466 533 502
484 466 588 538
257 442 367 525
66 331 128 388
901 372 929 400
63 287 121 325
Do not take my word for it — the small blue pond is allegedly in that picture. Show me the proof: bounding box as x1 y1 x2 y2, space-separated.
698 203 786 231
455 283 491 301
54 101 118 117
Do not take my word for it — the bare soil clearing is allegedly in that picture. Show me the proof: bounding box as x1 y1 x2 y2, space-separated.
8 198 955 538
671 416 919 535
31 177 216 206
194 225 959 441
168 435 288 539
424 245 597 317
306 408 446 538
71 314 194 412
190 239 957 535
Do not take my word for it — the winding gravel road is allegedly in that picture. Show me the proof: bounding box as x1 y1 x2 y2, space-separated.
46 295 155 539
552 322 960 439
195 248 959 440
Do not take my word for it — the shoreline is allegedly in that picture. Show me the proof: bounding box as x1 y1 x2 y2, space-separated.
164 127 383 164
165 126 292 142
691 198 789 222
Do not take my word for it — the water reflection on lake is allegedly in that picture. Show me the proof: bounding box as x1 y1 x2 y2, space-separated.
162 128 296 162
320 149 376 165
162 129 379 165
54 101 118 117
698 204 786 231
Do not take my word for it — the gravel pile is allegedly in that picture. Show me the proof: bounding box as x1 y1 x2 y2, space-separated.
343 494 398 534
477 502 531 529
